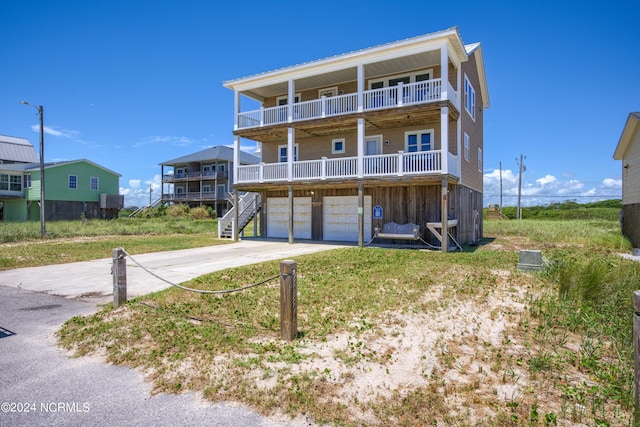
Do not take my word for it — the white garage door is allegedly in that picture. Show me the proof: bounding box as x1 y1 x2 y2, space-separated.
323 196 372 242
267 197 312 239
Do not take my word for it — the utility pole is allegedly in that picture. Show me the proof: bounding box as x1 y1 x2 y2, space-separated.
149 184 152 207
516 155 526 220
499 161 503 214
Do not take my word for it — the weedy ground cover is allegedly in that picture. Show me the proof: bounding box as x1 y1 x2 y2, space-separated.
51 218 638 425
0 217 226 270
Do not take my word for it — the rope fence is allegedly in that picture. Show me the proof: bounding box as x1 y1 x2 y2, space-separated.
111 247 298 341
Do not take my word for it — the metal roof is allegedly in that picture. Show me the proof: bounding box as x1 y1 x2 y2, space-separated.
160 145 260 166
0 159 121 176
0 135 38 163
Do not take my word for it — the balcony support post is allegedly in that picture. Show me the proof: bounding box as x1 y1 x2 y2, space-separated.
234 135 240 189
440 45 449 101
440 106 449 174
357 118 364 178
397 151 404 176
321 157 327 180
287 128 294 182
357 64 364 112
287 79 294 123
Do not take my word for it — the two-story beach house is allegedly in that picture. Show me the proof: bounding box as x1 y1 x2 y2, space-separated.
223 27 489 250
0 135 123 221
160 145 260 216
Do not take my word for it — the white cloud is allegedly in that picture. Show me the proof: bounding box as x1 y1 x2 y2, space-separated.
602 178 622 188
30 124 99 147
536 175 556 185
483 168 621 207
120 175 163 207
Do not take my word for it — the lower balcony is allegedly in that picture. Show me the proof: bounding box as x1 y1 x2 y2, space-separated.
237 150 459 185
162 192 226 203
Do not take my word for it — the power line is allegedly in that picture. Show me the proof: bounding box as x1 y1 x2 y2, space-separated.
485 194 621 198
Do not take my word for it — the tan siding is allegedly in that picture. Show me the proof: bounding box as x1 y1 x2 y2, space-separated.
460 52 484 193
623 129 640 205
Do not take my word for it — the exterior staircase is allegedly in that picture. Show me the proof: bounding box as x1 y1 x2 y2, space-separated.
486 205 509 220
218 192 262 238
129 197 163 217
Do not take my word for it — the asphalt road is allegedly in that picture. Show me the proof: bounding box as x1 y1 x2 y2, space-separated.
0 239 345 427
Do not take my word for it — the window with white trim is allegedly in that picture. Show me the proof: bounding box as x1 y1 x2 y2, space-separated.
24 174 31 189
278 144 299 162
90 176 99 191
69 175 78 189
203 185 211 193
332 138 345 154
9 175 21 191
478 148 483 172
464 75 476 120
464 133 470 162
404 129 434 153
368 68 433 89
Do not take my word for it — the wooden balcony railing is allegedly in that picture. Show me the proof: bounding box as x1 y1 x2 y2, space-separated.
236 78 459 130
162 192 226 202
162 171 228 182
236 150 459 184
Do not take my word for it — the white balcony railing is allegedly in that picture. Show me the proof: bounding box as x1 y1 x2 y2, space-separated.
237 151 459 184
236 78 458 130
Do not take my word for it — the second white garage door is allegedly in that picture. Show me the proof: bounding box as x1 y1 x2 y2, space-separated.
323 196 372 242
267 197 312 239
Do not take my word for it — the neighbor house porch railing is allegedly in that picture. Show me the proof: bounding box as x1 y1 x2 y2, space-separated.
236 78 459 130
162 191 226 202
236 151 459 184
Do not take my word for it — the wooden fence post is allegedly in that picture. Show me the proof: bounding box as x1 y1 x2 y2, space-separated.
634 291 640 424
280 260 297 341
112 247 127 309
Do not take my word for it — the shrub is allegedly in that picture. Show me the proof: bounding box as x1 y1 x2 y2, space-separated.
189 207 212 219
166 205 190 217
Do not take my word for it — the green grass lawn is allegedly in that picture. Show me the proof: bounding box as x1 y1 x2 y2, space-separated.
50 217 638 426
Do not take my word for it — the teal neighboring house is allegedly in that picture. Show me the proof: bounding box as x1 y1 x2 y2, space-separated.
0 135 123 221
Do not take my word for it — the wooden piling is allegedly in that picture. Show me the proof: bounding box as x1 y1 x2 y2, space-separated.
280 260 297 341
112 247 127 309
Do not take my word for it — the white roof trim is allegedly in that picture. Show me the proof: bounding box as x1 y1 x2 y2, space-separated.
614 112 640 160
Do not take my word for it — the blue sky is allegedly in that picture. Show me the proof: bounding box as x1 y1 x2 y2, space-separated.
2 0 638 208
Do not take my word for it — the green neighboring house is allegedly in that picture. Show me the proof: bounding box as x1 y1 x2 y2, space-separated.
0 135 123 221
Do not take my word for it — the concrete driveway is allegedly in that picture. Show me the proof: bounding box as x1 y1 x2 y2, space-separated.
0 239 346 426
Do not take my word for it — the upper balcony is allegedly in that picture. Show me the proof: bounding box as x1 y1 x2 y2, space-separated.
235 78 458 131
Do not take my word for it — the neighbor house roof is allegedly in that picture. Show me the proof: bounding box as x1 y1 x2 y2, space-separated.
0 135 38 163
0 159 121 176
160 145 260 166
614 112 640 160
223 27 477 102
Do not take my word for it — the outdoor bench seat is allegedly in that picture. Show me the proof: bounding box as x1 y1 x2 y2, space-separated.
374 222 420 240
